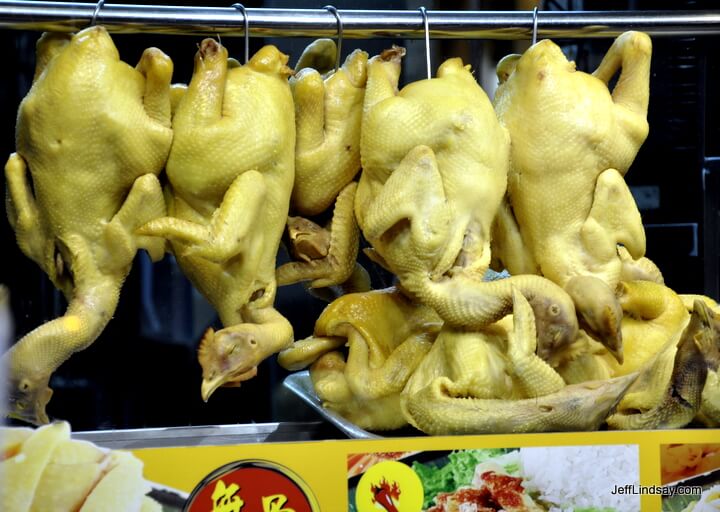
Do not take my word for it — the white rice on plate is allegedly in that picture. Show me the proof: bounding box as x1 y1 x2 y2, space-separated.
519 445 639 512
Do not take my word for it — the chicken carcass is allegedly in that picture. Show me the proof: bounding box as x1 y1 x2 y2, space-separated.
276 40 370 291
402 289 638 435
138 40 295 401
3 27 172 424
493 32 652 349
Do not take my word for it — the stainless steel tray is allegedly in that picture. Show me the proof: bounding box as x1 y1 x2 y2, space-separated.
283 371 382 440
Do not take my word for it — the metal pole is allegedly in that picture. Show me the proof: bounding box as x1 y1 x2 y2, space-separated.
0 2 718 39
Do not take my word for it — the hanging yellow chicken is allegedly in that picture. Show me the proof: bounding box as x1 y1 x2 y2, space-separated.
138 39 296 401
2 26 172 425
492 31 653 352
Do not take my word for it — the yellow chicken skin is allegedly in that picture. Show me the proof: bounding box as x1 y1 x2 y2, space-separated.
290 40 367 216
494 31 651 289
288 288 441 430
137 40 295 401
357 47 509 280
276 41 368 291
558 281 688 385
493 32 651 354
2 27 172 424
608 300 716 429
310 351 407 431
355 48 579 357
402 289 637 435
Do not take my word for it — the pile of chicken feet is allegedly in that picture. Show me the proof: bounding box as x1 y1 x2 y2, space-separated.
3 26 719 434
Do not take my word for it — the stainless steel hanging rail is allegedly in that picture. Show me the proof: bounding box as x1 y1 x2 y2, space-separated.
0 2 718 39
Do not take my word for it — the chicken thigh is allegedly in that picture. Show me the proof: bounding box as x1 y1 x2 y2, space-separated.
138 40 295 400
2 27 172 424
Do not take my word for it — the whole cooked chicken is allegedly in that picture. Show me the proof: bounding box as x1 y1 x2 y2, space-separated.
355 47 579 357
282 288 441 430
492 32 652 348
3 27 172 424
138 40 295 401
402 288 638 435
276 40 369 291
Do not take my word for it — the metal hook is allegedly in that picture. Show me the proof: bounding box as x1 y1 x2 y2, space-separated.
531 6 539 45
418 6 431 79
90 0 105 27
324 5 343 73
232 3 250 64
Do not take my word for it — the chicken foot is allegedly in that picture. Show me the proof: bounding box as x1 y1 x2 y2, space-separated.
277 182 364 289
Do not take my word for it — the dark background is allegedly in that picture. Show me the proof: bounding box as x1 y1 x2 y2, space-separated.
1 0 718 431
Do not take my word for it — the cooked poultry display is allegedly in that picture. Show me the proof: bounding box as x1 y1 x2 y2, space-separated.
401 288 637 435
276 40 370 293
138 39 295 401
3 23 718 440
2 27 172 425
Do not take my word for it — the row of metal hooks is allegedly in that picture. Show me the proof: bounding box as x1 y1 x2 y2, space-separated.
87 0 542 80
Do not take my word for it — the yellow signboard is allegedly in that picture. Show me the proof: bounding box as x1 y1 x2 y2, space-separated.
133 428 720 511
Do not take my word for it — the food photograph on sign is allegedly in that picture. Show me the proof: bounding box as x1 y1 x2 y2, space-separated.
661 444 720 511
347 445 640 512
